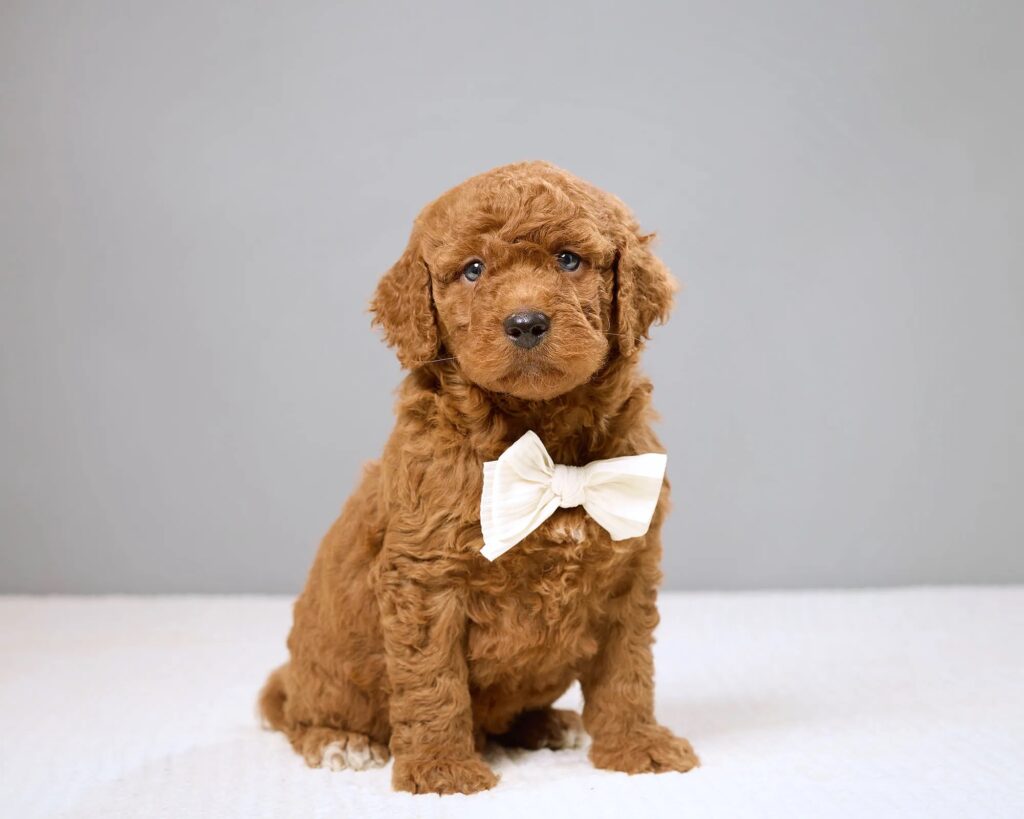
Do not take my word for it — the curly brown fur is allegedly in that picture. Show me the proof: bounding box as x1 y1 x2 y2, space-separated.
260 161 698 794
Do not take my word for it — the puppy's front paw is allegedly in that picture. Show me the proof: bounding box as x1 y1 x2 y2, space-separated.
392 754 499 795
590 724 699 774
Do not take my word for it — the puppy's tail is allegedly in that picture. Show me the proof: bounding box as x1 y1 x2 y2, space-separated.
258 664 289 732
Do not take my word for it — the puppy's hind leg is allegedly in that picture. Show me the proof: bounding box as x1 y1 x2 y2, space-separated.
292 725 390 772
259 662 390 772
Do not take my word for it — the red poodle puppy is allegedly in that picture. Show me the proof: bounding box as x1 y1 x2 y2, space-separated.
260 160 698 794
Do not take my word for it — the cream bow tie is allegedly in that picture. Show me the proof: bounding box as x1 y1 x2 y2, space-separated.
479 431 668 561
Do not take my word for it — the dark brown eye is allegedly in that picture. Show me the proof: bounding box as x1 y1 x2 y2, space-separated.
556 250 581 272
462 259 484 281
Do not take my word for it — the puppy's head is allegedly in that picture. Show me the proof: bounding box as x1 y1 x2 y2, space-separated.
371 161 674 401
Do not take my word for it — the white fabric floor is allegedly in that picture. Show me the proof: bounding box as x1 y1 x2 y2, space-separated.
1 588 1022 819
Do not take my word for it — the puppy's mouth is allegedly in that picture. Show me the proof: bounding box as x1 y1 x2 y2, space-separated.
497 357 565 385
490 341 601 401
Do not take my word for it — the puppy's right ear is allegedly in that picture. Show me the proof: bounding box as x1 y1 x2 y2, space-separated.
370 241 439 369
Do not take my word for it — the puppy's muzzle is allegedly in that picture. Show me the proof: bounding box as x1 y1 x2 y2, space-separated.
504 310 550 350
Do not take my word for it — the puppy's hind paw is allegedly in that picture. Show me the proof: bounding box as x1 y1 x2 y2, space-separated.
299 728 389 771
494 707 586 751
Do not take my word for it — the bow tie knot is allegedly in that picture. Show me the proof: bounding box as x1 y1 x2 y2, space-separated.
551 464 586 508
479 431 669 561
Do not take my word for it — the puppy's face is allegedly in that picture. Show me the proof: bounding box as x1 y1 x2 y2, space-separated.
372 162 674 401
422 177 617 400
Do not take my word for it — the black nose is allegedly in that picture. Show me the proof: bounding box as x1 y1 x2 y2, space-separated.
503 310 550 349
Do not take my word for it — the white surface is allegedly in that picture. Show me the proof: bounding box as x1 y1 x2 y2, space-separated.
1 588 1022 818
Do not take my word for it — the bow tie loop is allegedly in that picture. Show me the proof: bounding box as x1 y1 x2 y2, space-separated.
551 464 586 508
479 431 668 561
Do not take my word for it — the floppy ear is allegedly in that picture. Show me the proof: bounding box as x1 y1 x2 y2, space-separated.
614 229 677 357
370 243 439 369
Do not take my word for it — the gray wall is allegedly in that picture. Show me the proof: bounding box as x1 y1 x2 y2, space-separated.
2 1 1022 593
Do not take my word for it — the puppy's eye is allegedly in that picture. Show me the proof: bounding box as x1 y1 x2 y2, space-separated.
462 260 484 282
556 250 581 272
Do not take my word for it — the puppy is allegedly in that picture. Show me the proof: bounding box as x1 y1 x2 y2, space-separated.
259 161 698 794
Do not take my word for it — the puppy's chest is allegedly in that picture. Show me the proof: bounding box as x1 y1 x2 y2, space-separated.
465 509 630 678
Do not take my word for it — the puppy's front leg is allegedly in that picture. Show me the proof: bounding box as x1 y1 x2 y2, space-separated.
581 539 699 775
374 544 497 795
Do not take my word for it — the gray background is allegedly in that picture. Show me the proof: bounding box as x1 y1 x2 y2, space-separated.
2 1 1022 593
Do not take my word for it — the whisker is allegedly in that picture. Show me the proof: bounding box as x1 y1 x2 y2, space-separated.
417 355 459 365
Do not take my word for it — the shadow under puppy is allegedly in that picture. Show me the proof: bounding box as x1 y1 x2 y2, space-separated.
260 160 699 794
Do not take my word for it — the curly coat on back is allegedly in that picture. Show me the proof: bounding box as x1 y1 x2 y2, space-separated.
259 161 699 794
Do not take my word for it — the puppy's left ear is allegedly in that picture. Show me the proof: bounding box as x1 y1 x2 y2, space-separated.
614 227 677 357
370 240 439 369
